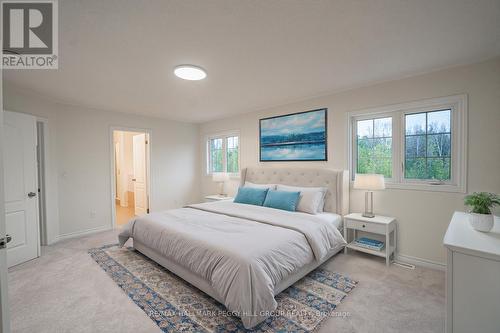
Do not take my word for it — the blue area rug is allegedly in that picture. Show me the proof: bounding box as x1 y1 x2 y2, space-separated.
89 245 357 332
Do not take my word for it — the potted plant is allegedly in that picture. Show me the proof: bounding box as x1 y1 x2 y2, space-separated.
464 192 500 232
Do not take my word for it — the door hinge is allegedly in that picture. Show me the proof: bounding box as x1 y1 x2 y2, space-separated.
0 235 12 249
145 140 149 144
147 208 150 214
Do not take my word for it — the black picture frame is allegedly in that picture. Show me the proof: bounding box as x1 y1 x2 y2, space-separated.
259 108 328 162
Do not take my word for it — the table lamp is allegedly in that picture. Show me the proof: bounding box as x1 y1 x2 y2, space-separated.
353 174 385 218
212 172 229 196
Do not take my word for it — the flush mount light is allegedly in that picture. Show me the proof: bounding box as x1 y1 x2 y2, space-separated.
174 65 207 80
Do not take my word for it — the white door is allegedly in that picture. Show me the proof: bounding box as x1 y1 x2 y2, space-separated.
132 134 148 216
3 111 39 268
0 104 12 331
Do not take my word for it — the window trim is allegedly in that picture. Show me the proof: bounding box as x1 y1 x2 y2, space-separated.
348 94 467 193
205 130 241 177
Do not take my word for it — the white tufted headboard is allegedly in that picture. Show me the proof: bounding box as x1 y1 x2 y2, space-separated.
240 167 349 216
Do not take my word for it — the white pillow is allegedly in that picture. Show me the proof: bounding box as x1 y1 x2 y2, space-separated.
276 184 327 214
244 181 276 190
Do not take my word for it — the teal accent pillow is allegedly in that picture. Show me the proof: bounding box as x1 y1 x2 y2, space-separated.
263 190 301 211
234 187 269 206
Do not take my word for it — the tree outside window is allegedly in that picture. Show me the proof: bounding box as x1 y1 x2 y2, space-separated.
405 110 451 180
356 117 392 178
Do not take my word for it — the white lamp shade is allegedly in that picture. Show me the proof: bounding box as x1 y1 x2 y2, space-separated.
212 172 229 182
353 174 385 190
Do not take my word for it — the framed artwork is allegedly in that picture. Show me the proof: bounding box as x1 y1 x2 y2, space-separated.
259 108 327 161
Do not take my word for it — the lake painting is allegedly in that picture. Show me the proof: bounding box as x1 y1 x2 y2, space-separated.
260 108 327 161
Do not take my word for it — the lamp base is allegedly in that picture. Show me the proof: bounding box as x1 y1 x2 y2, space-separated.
218 182 226 197
363 191 375 218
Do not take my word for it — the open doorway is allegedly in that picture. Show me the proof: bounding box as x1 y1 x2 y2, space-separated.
112 129 151 227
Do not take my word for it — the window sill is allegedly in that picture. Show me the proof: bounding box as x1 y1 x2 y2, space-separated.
350 181 465 193
205 173 241 180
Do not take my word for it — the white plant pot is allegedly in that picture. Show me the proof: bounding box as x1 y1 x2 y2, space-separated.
469 213 494 232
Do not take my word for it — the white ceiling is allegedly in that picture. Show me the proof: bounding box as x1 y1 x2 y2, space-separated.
4 0 500 123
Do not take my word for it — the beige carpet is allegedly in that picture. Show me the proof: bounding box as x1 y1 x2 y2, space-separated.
8 230 445 333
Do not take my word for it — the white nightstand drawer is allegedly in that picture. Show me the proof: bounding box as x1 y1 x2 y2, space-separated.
345 219 385 234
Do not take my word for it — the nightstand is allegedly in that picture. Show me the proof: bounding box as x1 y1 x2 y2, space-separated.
343 213 397 266
204 195 234 203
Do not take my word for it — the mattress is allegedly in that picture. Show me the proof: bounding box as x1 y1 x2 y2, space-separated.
315 212 343 229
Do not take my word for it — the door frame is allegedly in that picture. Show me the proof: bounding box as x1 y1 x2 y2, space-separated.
0 75 12 333
35 117 51 246
109 126 152 229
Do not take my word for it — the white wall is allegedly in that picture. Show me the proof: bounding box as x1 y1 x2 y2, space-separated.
3 85 201 243
200 57 500 266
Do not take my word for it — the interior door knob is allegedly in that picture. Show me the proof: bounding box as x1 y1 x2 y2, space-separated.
0 234 12 249
28 192 37 198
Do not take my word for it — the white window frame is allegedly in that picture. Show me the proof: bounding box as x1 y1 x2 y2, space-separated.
206 130 241 176
348 94 467 193
351 112 398 183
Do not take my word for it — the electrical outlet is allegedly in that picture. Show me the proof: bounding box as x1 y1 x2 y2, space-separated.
90 211 96 219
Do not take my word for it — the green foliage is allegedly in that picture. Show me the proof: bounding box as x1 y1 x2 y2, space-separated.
404 112 451 180
227 149 239 173
357 138 392 178
464 192 500 215
211 149 223 172
357 111 452 181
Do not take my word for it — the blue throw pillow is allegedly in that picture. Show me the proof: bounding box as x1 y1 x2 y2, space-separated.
263 190 301 212
234 187 269 206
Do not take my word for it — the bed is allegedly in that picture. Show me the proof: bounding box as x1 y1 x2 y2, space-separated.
119 167 349 329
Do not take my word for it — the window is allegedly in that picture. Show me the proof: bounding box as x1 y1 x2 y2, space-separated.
209 138 224 173
356 117 392 178
405 110 451 180
350 95 467 192
226 136 239 173
207 132 240 174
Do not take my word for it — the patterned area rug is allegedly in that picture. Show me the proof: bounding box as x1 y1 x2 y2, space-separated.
89 245 357 332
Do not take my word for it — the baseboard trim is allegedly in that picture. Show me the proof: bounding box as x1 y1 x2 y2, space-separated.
53 225 111 243
395 253 446 271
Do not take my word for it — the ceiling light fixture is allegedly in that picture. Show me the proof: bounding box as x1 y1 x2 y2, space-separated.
174 65 207 80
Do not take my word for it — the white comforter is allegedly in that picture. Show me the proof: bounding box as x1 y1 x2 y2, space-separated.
118 201 346 328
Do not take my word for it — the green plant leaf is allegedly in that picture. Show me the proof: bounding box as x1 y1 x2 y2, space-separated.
464 192 500 215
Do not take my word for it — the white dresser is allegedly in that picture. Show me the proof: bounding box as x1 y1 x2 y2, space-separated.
443 212 500 333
